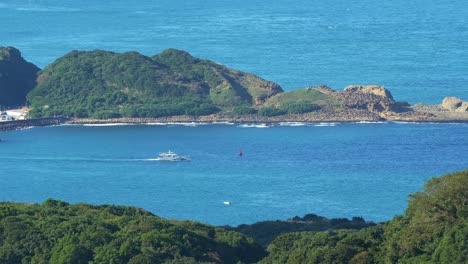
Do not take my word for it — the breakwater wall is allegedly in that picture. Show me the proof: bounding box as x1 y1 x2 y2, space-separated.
0 117 70 131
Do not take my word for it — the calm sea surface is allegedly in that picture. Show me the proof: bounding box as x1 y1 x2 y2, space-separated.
1 0 467 103
1 1 467 225
0 123 467 225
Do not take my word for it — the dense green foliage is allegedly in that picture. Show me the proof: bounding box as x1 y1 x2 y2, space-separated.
260 227 384 264
0 47 40 107
0 171 467 263
231 106 258 115
27 48 282 118
231 214 374 247
0 199 265 263
380 170 468 263
258 107 287 117
261 170 468 264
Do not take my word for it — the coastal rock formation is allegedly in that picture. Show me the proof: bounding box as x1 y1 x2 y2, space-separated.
343 85 395 100
337 85 398 115
441 97 463 110
0 47 40 107
457 102 468 112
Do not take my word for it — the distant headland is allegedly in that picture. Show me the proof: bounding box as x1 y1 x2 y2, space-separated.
1 46 467 129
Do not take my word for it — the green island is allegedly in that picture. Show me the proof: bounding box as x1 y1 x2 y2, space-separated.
1 46 467 125
0 170 467 263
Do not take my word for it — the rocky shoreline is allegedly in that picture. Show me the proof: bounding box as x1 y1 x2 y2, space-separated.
0 110 466 132
66 107 468 126
1 86 467 131
0 117 70 131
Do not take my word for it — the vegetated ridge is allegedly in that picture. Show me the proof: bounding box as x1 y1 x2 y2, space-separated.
260 170 468 264
27 48 282 119
0 170 467 263
0 199 265 263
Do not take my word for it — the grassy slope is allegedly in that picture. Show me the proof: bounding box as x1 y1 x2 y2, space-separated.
265 89 341 110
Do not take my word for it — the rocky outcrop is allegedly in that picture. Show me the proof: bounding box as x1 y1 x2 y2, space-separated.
441 97 467 112
337 85 398 116
0 47 40 107
441 97 463 110
343 85 395 101
457 102 468 112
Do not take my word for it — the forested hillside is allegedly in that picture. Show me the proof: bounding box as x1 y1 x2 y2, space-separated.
0 199 265 263
27 49 282 118
0 170 466 263
260 170 468 264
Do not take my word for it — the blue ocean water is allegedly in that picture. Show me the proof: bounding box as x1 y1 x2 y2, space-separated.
1 0 467 103
0 123 467 225
1 1 467 226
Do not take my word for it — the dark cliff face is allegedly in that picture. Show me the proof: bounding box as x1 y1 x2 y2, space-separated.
0 47 40 107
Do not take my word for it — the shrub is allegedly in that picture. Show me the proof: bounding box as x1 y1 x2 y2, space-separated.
258 107 286 117
280 101 320 114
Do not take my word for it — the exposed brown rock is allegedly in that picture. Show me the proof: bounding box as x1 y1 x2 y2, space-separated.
343 85 395 101
335 85 397 116
456 102 468 112
441 97 463 110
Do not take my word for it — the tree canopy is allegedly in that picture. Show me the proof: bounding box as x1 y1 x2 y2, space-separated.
1 171 467 263
27 49 282 118
0 199 265 264
260 170 468 264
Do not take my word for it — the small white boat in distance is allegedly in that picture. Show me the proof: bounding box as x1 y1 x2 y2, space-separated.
223 201 231 205
155 151 191 161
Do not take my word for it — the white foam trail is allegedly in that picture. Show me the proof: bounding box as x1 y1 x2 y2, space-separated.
0 156 156 162
143 123 169 126
356 121 388 124
15 6 81 12
238 123 269 128
279 122 306 127
211 121 235 125
314 122 337 127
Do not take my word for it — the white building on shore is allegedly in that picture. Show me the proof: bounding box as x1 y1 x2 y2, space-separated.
0 107 29 122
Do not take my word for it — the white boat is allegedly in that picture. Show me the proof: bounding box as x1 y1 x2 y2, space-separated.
155 151 190 161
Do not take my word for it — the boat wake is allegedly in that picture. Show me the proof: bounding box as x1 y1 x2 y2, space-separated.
0 156 162 162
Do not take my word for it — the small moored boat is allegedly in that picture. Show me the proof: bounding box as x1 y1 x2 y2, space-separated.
155 151 190 161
